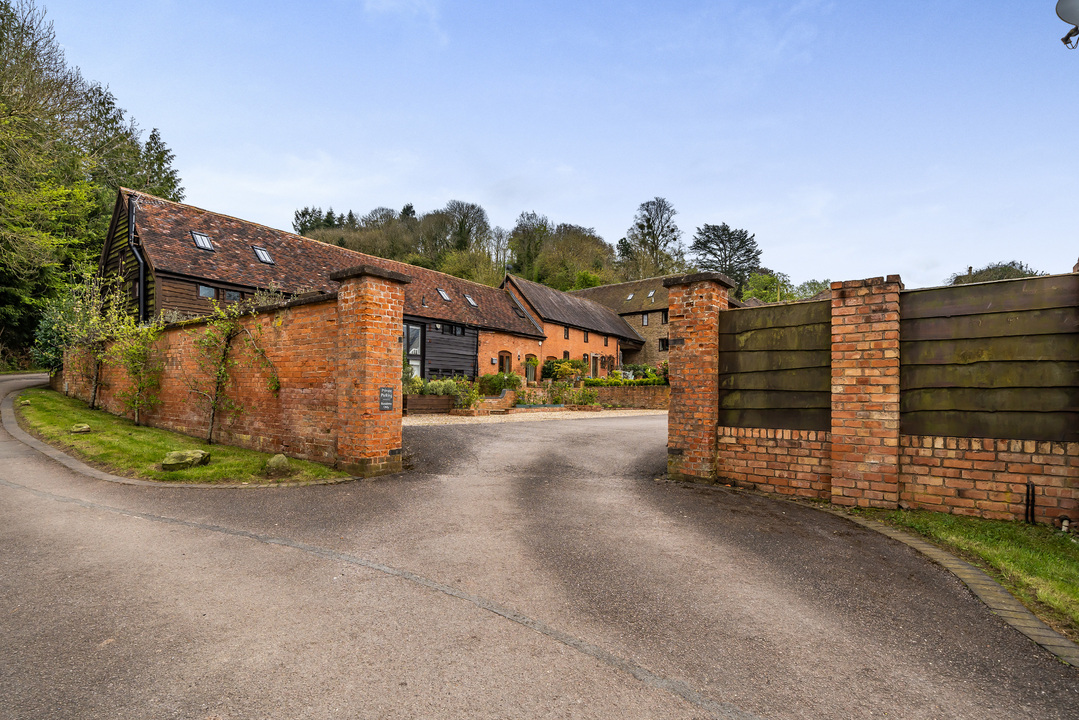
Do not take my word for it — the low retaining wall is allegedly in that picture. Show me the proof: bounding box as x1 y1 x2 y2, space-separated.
596 385 669 409
715 427 1078 524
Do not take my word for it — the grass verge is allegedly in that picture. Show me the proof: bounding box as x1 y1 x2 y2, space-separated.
852 507 1079 641
14 387 349 485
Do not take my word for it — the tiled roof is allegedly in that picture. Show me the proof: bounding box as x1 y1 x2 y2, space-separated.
503 275 644 343
123 189 544 338
567 276 676 314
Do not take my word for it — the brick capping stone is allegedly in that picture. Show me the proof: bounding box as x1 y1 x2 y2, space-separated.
663 271 736 289
329 264 413 285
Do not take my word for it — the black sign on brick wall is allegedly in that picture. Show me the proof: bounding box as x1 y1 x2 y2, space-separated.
379 387 394 411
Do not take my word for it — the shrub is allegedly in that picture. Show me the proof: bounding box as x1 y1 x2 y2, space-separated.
424 378 457 396
570 387 598 406
478 371 522 396
451 376 479 408
542 359 586 381
404 375 424 395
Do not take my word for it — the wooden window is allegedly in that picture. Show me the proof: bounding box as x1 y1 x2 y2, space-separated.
525 355 537 382
564 326 569 339
642 313 649 326
603 335 608 347
563 351 569 360
584 331 589 342
198 285 215 299
225 290 242 302
659 338 669 351
661 310 669 324
498 351 512 374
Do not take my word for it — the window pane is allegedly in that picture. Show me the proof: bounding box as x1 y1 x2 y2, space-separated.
406 325 422 355
198 285 215 299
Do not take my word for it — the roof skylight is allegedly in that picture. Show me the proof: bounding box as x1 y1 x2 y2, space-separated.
191 231 213 251
253 246 274 264
626 293 634 300
465 294 478 308
436 288 451 301
648 290 656 297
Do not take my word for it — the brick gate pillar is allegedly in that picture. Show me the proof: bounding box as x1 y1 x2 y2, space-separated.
663 272 735 482
830 276 902 507
330 265 411 477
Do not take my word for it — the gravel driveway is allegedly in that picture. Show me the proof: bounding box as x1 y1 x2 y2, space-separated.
2 375 1076 719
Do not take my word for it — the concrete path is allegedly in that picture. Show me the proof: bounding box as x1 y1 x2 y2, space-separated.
2 375 1076 719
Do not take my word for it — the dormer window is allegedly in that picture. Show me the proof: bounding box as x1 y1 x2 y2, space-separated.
626 293 634 300
253 246 274 264
436 288 451 302
465 294 477 308
191 231 213 251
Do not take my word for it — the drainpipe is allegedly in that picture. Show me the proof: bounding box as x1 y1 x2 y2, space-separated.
127 194 148 323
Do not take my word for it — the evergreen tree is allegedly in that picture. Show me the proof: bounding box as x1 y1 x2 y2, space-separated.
689 223 761 297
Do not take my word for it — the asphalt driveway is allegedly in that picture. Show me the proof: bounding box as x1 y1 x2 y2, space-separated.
1 374 1076 719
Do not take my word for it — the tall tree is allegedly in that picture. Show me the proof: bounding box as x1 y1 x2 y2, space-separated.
508 211 551 280
1 0 183 357
689 223 761 297
619 197 688 279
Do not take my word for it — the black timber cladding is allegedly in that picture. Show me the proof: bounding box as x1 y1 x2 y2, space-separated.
717 300 831 431
410 315 479 379
899 274 1079 442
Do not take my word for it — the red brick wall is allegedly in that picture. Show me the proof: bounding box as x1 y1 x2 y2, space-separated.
334 271 406 476
476 331 545 378
60 299 341 463
681 274 1078 526
595 385 670 409
665 273 731 482
58 266 409 477
716 428 832 498
900 435 1078 523
830 276 902 508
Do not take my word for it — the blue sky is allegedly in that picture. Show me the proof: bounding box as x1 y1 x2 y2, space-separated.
44 1 1079 288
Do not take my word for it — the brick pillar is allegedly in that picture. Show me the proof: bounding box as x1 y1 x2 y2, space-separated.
830 276 902 507
663 272 734 482
330 265 411 477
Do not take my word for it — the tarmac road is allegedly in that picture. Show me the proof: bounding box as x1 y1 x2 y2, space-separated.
1 374 1077 719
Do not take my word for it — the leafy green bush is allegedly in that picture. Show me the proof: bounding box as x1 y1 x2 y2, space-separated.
478 371 522 395
542 358 586 381
583 377 666 387
570 387 598 405
423 378 457 396
450 376 479 408
404 375 424 395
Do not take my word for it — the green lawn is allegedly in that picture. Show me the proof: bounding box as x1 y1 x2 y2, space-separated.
854 507 1079 641
15 387 348 484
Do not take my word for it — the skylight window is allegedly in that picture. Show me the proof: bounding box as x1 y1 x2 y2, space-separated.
253 246 274 264
191 231 213 251
626 293 634 300
436 288 451 301
465 294 477 308
648 290 656 297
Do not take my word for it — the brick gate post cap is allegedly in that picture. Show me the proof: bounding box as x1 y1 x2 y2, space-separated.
329 265 412 284
662 271 735 289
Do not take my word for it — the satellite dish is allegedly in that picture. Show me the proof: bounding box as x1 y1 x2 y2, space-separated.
1059 0 1079 24
1060 0 1079 48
